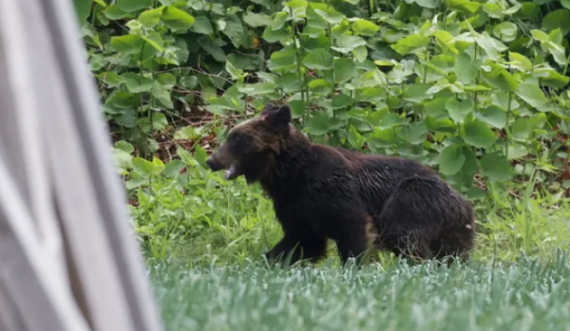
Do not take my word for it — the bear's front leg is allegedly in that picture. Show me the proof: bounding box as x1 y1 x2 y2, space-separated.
264 234 327 266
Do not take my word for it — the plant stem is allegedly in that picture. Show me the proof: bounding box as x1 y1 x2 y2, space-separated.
327 21 336 117
562 51 570 77
473 44 479 111
291 19 304 105
505 92 512 160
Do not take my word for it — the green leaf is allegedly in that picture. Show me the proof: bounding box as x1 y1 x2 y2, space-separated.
352 19 379 36
311 3 344 25
516 83 548 108
116 110 137 128
481 63 519 93
152 113 168 131
73 0 93 23
331 94 351 109
110 35 144 53
164 160 185 177
391 34 430 55
180 76 198 89
115 140 135 154
493 22 518 42
117 0 152 12
425 98 450 119
243 10 272 27
305 113 344 135
530 29 549 43
474 33 508 60
538 69 570 88
334 58 357 83
508 52 533 72
403 84 430 103
262 26 289 43
308 79 332 95
194 145 208 167
530 29 567 66
103 4 131 19
238 83 278 95
511 118 533 141
463 120 497 148
465 186 486 200
332 35 367 53
121 73 153 93
198 36 226 61
138 6 163 28
222 14 245 48
426 79 452 95
302 48 333 70
288 99 306 119
401 122 428 144
507 144 528 160
162 6 195 32
454 52 481 84
352 46 368 62
275 73 302 93
439 144 466 175
378 113 407 129
157 73 176 87
271 11 289 30
368 128 396 148
353 69 387 88
192 16 214 35
480 153 514 181
410 0 439 9
105 91 139 110
447 0 481 13
476 106 506 129
177 147 199 167
267 48 297 72
226 60 246 81
112 148 133 173
152 82 173 109
445 99 473 124
434 30 458 55
542 9 570 36
133 157 164 177
286 0 308 18
347 125 364 148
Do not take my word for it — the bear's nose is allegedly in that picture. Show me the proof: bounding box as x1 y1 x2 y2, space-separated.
205 157 221 171
205 158 215 169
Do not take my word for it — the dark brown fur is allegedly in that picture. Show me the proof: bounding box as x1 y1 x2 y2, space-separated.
206 103 476 266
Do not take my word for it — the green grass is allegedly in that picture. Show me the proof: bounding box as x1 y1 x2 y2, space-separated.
132 166 570 330
151 252 570 331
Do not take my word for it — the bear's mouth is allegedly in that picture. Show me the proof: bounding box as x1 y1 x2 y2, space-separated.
224 162 240 180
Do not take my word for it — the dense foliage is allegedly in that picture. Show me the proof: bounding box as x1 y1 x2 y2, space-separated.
73 0 570 261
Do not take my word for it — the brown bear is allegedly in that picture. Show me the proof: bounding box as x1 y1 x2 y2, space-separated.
205 103 475 266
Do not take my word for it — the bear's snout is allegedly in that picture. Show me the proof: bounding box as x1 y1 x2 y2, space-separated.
205 157 223 171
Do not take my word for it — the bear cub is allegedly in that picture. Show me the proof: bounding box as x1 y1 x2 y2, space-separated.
206 103 475 266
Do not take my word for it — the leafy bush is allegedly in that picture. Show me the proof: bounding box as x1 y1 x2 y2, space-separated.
77 0 570 197
73 0 570 261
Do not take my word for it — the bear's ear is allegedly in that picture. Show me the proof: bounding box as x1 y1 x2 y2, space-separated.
262 105 291 127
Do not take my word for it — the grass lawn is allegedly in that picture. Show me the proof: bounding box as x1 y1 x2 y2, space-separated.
151 252 570 331
134 168 570 331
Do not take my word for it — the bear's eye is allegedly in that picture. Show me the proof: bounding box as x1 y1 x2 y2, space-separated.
227 132 249 153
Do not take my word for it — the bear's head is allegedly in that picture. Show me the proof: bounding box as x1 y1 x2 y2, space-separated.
205 103 293 183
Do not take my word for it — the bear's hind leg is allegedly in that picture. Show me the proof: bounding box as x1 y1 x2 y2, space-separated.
376 179 447 262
